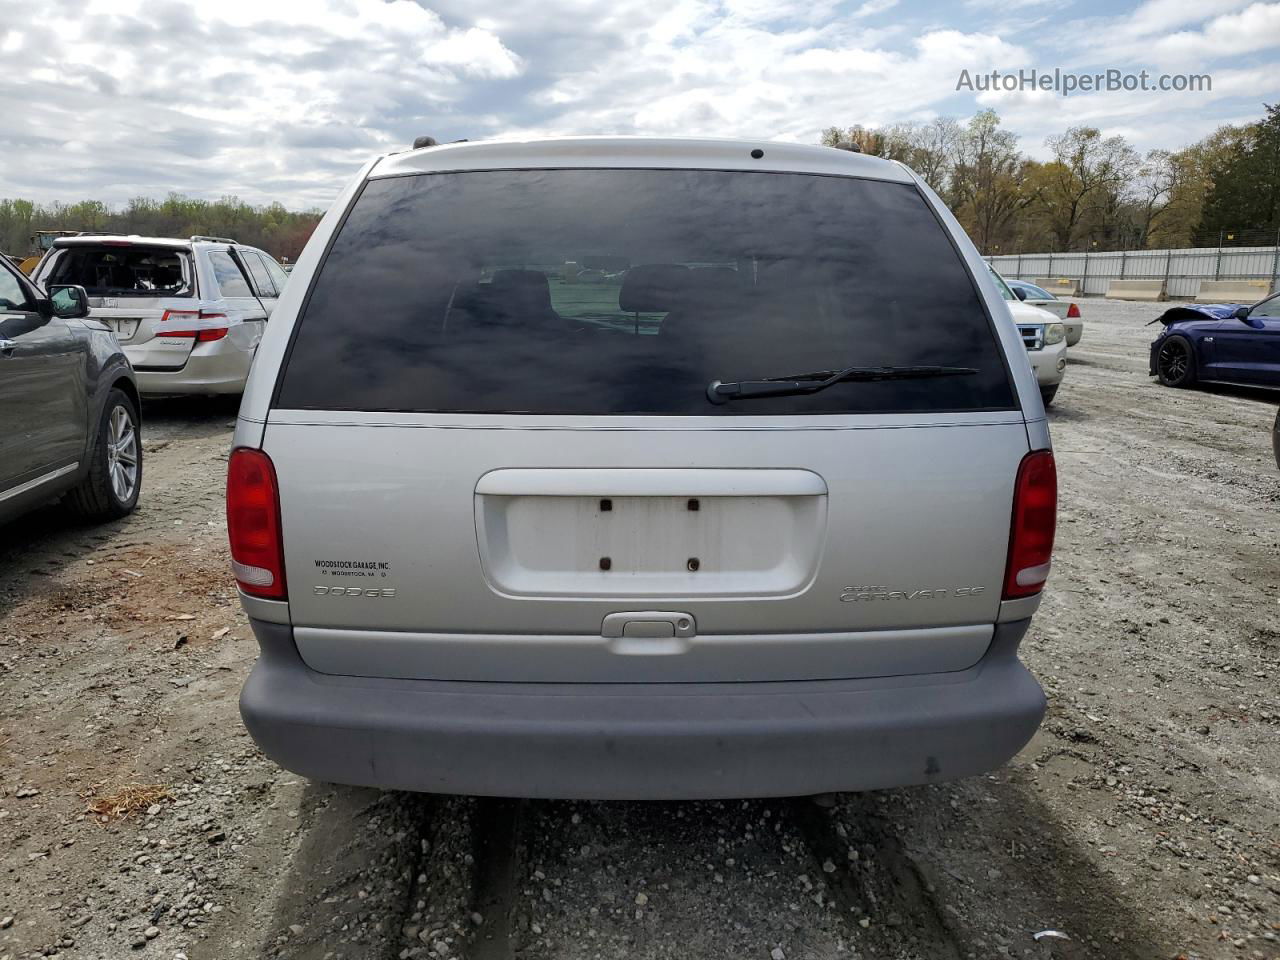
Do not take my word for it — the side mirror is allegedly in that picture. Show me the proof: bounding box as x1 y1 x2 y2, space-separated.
1233 305 1250 321
1013 287 1028 301
48 284 91 319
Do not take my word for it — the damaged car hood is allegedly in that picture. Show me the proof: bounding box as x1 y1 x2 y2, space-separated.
1148 303 1245 325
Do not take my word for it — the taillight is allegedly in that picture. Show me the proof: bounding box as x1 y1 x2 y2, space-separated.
227 448 286 600
1066 302 1081 318
160 327 229 342
159 310 228 341
1003 450 1057 599
160 308 199 326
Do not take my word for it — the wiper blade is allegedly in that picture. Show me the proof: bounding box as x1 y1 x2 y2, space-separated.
706 365 978 404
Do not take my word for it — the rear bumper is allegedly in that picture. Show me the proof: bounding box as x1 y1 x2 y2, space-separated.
240 619 1046 800
133 339 252 395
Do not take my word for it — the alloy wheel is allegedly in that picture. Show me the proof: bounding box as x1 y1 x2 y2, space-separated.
106 405 139 503
1157 340 1189 382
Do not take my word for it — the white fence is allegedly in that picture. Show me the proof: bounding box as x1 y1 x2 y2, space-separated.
987 245 1280 299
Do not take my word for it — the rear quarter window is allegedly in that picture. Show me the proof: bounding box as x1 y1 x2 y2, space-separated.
276 169 1016 415
207 250 254 298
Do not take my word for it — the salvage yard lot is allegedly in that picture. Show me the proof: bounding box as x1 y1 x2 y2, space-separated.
0 299 1277 960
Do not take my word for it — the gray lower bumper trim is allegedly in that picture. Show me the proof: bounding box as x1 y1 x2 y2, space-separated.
240 619 1045 800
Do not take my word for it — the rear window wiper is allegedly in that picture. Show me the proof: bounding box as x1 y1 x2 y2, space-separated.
706 365 978 404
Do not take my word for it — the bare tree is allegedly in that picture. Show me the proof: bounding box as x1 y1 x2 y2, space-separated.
1127 150 1179 246
818 119 960 195
911 117 962 194
950 110 1030 251
1039 126 1140 250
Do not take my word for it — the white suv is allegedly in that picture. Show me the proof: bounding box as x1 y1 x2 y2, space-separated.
230 137 1056 800
32 235 289 395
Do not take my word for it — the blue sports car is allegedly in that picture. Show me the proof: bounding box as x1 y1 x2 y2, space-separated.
1149 292 1280 390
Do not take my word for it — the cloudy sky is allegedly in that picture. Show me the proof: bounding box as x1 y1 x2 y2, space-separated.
1 0 1277 209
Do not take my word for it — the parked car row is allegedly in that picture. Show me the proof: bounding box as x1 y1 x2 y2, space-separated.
1 234 289 529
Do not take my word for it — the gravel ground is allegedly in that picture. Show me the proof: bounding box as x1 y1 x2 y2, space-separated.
0 300 1277 960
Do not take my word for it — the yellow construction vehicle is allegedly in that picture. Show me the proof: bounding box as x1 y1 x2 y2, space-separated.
18 230 79 274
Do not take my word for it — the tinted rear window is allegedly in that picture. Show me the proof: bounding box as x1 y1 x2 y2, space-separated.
45 245 191 297
277 169 1015 415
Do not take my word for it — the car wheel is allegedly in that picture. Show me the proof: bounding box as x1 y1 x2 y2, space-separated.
1039 384 1059 407
65 388 142 521
1155 335 1197 387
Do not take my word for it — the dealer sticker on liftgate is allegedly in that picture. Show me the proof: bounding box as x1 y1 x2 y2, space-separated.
313 558 392 579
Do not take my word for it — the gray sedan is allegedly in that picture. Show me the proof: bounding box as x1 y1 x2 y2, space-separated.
0 256 142 527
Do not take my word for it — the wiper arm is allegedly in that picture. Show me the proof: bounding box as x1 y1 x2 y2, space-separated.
706 365 978 404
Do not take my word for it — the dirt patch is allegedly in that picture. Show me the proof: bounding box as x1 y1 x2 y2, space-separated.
85 784 175 823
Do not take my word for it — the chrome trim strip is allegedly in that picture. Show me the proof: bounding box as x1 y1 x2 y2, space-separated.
263 409 1028 431
475 468 827 498
0 462 79 504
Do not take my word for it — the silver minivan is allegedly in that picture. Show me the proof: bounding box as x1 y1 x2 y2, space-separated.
230 137 1055 800
33 235 288 395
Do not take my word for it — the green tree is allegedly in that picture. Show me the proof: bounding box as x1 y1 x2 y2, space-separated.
1198 103 1280 239
0 194 322 260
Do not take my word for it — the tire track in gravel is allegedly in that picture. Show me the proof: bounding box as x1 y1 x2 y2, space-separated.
225 787 439 959
789 796 965 960
468 799 525 960
473 796 982 960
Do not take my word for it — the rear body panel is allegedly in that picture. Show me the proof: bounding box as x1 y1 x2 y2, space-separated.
266 410 1029 682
